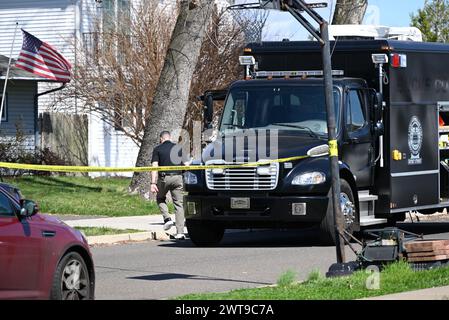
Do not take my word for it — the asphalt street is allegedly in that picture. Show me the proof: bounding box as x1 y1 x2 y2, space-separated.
92 223 449 300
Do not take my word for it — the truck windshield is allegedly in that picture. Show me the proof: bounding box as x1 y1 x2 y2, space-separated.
220 85 341 136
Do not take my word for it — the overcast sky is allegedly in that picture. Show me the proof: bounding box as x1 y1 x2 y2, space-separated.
232 0 425 41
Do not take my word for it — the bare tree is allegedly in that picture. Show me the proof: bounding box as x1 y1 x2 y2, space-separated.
185 7 247 143
54 1 176 146
230 8 269 43
332 0 368 25
129 0 215 196
51 0 263 198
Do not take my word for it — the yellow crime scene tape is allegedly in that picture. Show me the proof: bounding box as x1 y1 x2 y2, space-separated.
328 140 338 157
0 155 310 173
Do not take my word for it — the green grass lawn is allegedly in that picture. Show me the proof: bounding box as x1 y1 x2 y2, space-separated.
75 226 141 236
179 262 449 300
3 176 166 217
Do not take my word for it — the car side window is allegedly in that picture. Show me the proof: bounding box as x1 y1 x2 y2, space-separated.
0 192 14 217
346 89 366 132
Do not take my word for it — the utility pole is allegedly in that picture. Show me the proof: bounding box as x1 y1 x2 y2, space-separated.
320 21 346 263
229 0 346 263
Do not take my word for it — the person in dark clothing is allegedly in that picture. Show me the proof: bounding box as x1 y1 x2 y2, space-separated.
150 131 186 240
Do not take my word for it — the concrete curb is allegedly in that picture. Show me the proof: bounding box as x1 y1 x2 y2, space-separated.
361 285 449 300
86 230 172 245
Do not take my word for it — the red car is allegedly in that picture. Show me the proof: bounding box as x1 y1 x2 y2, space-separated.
0 184 95 300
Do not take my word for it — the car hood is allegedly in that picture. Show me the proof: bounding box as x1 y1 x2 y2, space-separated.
33 213 66 226
202 130 326 163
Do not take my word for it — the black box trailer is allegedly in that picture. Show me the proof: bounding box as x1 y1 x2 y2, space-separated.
247 40 449 213
184 40 449 246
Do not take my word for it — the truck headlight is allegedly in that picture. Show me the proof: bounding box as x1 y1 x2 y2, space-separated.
292 172 326 185
183 171 198 185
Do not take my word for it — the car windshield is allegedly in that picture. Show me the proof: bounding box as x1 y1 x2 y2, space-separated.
219 85 341 136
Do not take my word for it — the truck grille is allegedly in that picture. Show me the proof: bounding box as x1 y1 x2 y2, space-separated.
205 161 279 191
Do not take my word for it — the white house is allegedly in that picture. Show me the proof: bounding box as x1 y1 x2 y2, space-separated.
0 0 229 177
0 0 134 176
0 0 233 176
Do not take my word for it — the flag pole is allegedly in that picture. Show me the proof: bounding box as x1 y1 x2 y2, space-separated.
0 22 19 126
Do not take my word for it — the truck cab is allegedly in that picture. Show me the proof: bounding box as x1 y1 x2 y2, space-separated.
184 74 381 246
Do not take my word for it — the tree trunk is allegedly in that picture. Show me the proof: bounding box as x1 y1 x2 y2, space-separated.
332 0 368 25
129 0 214 197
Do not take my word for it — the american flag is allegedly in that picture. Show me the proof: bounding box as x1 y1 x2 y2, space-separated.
15 29 72 82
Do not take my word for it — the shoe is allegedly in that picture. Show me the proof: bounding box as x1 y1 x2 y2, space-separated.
163 219 175 231
174 233 186 240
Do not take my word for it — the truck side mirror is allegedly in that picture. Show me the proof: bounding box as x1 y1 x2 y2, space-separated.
374 121 384 137
370 91 384 137
203 94 214 130
373 92 383 122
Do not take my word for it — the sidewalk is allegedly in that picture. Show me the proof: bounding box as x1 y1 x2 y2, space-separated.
60 214 174 232
365 285 449 300
57 214 243 245
58 214 185 244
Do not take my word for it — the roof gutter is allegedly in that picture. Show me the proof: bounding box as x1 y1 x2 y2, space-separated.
37 83 66 97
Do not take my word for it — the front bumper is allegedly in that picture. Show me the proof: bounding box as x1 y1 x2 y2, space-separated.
184 194 329 229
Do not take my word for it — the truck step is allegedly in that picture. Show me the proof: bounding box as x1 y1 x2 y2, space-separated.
360 216 388 227
358 191 378 202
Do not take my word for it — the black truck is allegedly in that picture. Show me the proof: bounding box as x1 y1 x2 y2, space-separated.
183 40 449 246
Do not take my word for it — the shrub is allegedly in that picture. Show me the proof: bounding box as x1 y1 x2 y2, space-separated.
0 124 69 177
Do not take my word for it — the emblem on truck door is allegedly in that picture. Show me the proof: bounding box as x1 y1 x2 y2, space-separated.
408 116 423 165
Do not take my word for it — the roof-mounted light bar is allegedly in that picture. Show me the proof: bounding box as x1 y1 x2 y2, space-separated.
255 70 344 78
239 56 256 66
371 54 389 65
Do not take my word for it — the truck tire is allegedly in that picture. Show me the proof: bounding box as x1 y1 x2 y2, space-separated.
187 220 225 247
319 179 357 245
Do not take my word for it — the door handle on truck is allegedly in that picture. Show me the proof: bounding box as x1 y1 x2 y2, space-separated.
348 137 359 144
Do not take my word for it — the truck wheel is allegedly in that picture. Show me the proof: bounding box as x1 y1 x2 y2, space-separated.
319 179 357 245
187 220 225 247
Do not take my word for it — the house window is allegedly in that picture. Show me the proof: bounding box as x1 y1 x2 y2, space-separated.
101 0 131 63
102 0 116 33
0 93 7 122
102 0 130 33
109 94 144 132
114 105 144 132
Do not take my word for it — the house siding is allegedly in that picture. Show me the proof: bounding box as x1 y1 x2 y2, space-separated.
88 111 139 178
0 0 139 174
0 80 37 151
0 0 78 61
